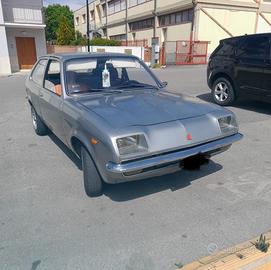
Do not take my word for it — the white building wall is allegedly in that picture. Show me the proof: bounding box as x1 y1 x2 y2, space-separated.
5 27 46 72
0 0 12 74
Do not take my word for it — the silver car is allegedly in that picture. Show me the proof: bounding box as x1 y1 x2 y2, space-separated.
26 53 243 197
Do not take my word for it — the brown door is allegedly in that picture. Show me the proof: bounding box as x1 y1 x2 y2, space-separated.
15 37 37 69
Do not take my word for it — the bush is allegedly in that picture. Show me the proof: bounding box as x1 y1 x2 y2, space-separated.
89 38 121 46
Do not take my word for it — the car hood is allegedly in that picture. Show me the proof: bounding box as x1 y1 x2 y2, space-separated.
77 90 222 128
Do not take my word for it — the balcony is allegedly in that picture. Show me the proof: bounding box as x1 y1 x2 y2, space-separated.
3 6 43 25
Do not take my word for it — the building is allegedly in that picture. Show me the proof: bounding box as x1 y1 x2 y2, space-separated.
74 0 271 54
0 0 46 75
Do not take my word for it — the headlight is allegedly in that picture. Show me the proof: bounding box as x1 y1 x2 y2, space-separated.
116 134 148 156
218 115 238 134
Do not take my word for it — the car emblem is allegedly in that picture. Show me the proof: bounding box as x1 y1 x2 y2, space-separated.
186 133 192 141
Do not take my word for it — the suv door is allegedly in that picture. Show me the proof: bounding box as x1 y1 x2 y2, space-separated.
39 59 66 142
263 42 271 99
235 35 270 97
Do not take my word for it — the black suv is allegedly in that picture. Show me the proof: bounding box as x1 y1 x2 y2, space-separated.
207 33 271 106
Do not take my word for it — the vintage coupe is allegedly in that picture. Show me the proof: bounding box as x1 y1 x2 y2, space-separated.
26 53 242 196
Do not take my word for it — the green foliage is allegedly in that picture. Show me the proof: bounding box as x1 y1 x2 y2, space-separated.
254 234 270 253
152 63 161 69
56 16 75 45
71 31 88 46
44 4 74 42
89 38 121 46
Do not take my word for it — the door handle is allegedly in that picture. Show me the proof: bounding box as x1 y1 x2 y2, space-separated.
39 92 44 97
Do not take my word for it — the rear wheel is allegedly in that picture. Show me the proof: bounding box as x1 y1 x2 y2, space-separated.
81 147 103 197
212 78 235 106
31 106 48 136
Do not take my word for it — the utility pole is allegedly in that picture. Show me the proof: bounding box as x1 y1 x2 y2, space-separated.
86 0 90 52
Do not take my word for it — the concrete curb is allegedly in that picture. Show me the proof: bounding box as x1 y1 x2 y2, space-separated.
179 231 271 270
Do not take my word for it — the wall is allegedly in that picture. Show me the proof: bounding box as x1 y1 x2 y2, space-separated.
5 27 46 72
127 28 153 46
0 26 12 74
107 24 126 37
196 6 257 53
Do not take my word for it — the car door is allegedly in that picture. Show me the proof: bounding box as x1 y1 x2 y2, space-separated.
39 59 66 142
235 35 270 97
262 40 271 99
27 59 48 117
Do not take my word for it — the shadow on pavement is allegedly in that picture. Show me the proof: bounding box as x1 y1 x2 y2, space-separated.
197 93 271 115
49 133 82 170
104 161 222 202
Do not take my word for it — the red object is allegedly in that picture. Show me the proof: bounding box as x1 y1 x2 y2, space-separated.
186 133 193 141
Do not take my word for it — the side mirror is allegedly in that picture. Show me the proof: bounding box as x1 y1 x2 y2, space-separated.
161 81 168 88
54 84 62 96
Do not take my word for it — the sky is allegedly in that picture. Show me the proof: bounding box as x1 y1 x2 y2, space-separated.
43 0 87 11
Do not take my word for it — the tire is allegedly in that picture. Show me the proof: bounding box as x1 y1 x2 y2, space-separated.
81 147 103 197
31 106 48 136
212 77 236 106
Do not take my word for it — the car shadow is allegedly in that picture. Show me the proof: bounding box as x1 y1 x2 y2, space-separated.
197 93 271 115
104 161 222 202
48 133 82 170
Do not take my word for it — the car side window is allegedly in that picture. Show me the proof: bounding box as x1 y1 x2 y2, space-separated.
236 36 270 59
31 59 47 86
44 60 62 96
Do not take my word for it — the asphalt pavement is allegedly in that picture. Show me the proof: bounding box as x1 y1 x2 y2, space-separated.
1 66 271 270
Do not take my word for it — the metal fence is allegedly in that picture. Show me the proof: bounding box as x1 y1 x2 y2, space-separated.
163 40 209 65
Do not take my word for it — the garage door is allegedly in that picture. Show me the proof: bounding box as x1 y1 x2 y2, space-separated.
16 37 37 69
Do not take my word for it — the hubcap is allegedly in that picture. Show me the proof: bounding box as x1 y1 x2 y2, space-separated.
214 82 229 102
31 109 37 130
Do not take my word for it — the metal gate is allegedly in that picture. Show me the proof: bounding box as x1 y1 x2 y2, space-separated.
163 40 209 65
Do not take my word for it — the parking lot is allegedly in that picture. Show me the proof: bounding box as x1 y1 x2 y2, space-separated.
1 66 271 270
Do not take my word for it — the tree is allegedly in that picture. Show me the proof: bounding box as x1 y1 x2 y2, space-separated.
44 4 74 42
56 15 75 45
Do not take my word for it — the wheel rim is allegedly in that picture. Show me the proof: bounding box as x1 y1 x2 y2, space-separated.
31 108 37 130
214 82 229 102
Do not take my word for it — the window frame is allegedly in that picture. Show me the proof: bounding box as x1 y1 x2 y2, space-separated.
158 9 193 27
43 58 62 96
30 58 48 87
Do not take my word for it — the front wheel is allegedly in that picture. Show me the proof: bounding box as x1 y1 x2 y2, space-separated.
81 147 103 197
212 78 236 106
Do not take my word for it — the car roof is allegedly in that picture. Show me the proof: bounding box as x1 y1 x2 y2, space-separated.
42 52 138 61
221 32 271 43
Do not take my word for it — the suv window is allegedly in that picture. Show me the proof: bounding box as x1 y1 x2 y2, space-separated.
32 59 47 85
236 36 270 59
216 41 236 56
44 60 61 92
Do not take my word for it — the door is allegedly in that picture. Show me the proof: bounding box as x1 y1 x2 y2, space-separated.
263 43 271 99
235 35 270 96
16 37 37 69
39 59 65 142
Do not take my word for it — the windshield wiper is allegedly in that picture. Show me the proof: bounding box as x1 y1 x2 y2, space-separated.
116 83 158 90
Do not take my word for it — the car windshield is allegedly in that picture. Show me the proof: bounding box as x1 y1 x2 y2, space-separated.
65 56 160 95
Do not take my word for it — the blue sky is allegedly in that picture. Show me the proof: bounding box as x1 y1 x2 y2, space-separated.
43 0 87 11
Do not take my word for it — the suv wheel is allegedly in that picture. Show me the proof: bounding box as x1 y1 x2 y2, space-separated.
212 78 235 106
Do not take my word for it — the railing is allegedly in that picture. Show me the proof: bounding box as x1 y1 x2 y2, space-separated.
3 7 43 24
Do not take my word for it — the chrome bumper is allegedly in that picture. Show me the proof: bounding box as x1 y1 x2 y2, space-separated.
106 133 243 174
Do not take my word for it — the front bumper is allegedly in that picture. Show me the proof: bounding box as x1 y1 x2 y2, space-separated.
105 133 243 183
